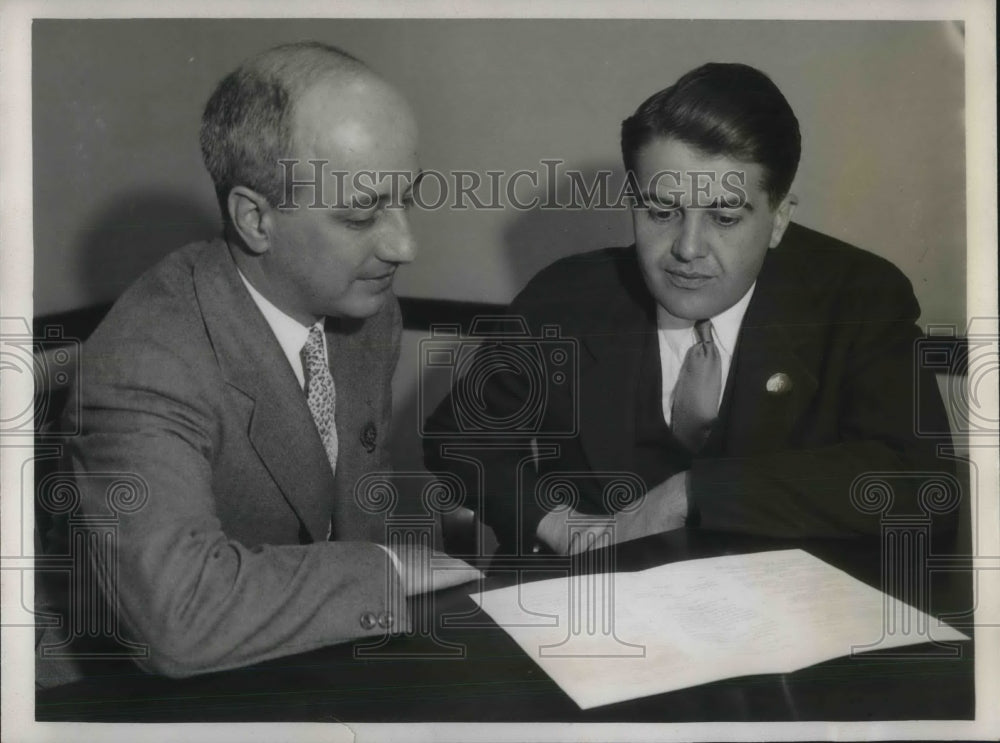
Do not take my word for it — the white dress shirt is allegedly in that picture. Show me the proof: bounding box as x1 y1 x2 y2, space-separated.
656 283 756 426
238 271 324 389
237 270 403 574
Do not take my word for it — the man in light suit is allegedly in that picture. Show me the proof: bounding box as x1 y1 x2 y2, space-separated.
424 63 957 555
39 42 473 681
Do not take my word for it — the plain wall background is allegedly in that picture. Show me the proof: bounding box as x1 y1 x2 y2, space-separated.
32 19 967 503
33 19 965 324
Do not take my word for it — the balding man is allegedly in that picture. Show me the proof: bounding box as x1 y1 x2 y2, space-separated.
43 42 463 680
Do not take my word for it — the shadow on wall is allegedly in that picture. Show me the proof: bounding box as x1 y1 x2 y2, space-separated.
499 161 635 294
76 191 220 301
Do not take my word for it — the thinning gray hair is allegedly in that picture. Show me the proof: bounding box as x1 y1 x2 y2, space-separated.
199 41 367 221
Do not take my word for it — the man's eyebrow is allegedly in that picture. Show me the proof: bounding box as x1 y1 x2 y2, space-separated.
351 171 423 209
634 193 755 212
636 191 679 205
704 197 754 212
350 193 387 210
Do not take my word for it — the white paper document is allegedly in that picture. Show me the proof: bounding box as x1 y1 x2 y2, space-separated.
471 549 969 709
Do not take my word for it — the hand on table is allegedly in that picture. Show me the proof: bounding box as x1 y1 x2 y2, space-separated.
535 507 596 555
607 471 689 545
389 544 483 597
535 471 689 555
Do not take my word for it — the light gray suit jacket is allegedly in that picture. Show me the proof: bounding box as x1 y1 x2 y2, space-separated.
49 239 406 678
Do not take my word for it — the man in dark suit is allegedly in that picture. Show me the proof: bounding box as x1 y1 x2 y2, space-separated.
39 42 474 681
424 63 956 556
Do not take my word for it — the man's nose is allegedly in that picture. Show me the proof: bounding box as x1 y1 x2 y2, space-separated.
670 212 708 262
377 208 417 265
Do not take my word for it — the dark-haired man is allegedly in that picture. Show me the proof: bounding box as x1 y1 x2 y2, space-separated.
40 42 475 682
424 63 956 555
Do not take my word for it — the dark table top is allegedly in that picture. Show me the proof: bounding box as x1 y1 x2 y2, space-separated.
36 529 975 722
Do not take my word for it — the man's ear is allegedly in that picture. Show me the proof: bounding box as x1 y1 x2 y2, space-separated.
228 186 275 255
768 192 798 248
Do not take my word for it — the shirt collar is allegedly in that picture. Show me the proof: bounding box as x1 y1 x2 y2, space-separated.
656 281 756 356
237 269 324 376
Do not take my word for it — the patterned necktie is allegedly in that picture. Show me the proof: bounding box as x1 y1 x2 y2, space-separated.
671 319 721 453
301 324 338 477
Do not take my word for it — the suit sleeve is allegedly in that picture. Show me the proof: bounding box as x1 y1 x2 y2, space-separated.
689 263 958 539
63 335 406 679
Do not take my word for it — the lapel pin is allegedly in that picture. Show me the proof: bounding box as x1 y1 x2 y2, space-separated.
766 372 793 395
361 421 378 453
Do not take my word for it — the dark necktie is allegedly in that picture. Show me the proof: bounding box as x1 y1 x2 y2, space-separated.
670 319 721 453
301 325 339 477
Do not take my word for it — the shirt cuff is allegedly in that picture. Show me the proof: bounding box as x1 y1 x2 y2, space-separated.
378 544 404 578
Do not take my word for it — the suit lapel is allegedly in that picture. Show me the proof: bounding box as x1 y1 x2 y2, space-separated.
576 258 655 479
722 246 819 454
192 241 334 542
577 242 821 467
325 318 385 542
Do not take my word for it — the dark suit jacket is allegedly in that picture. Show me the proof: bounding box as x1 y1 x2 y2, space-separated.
46 239 405 678
424 223 957 553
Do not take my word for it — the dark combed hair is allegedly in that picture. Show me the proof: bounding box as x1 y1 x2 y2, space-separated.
620 63 801 207
199 41 365 221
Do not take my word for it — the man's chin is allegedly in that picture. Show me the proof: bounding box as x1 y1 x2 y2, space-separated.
326 291 389 320
656 290 726 323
